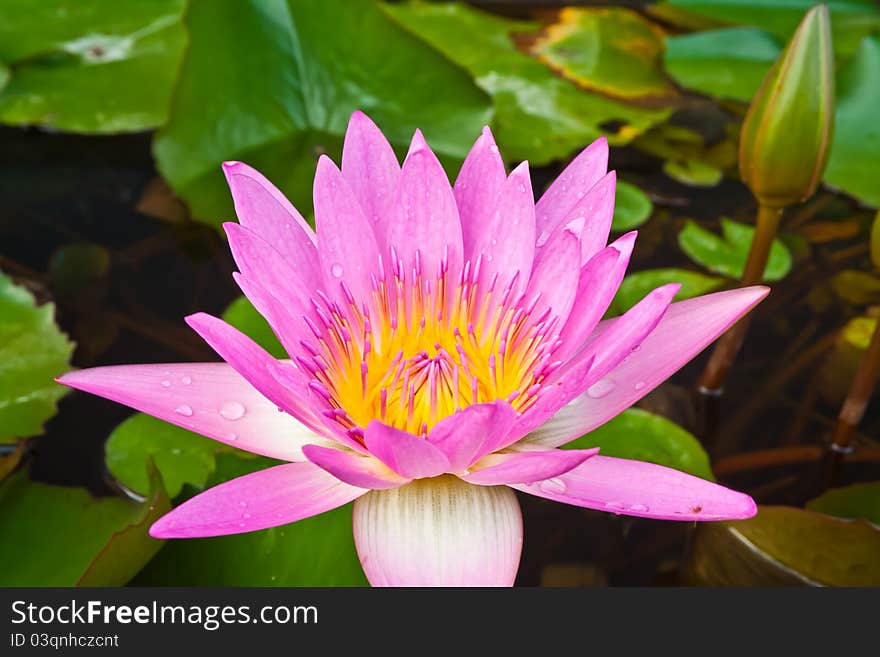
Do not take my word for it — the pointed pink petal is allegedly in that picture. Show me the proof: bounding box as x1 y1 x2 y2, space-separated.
454 126 507 255
222 162 321 290
353 478 522 586
302 444 410 490
231 273 309 362
150 461 366 538
428 401 518 471
57 363 328 462
462 448 598 485
556 232 636 362
574 171 617 264
387 147 463 283
470 162 536 303
528 286 770 447
560 283 680 390
525 225 581 328
535 138 608 242
341 111 400 244
363 421 450 479
184 312 326 436
512 455 756 521
314 155 382 300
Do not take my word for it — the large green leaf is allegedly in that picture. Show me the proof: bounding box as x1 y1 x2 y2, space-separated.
383 1 671 165
825 35 880 209
563 408 714 480
609 268 726 316
663 0 880 58
0 0 186 133
678 218 792 281
530 7 676 101
0 469 167 586
684 505 880 586
133 454 368 586
611 181 654 232
664 27 781 101
807 482 880 526
0 271 74 441
154 0 492 227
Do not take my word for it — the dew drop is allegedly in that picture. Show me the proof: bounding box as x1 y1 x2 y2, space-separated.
227 433 238 441
539 477 567 495
181 376 192 385
171 448 181 455
174 404 193 417
629 503 649 513
239 501 247 508
586 379 616 399
242 512 251 519
634 381 646 391
605 501 626 511
330 263 344 278
489 144 499 154
219 400 246 421
160 379 172 388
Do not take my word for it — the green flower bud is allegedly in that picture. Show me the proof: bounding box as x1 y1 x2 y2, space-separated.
739 4 834 208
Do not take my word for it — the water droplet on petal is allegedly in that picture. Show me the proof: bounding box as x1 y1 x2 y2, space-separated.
239 501 247 508
219 400 246 421
242 512 251 519
227 433 238 441
181 376 192 385
330 263 344 278
160 379 171 388
587 379 616 399
174 404 193 417
634 381 646 391
539 477 567 495
605 501 626 511
629 503 649 513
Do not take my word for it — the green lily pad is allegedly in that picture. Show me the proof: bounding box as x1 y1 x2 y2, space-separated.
609 268 726 315
0 271 74 441
684 505 880 586
383 1 671 165
222 295 286 359
825 35 880 209
612 181 654 231
662 158 723 187
807 482 880 526
153 0 492 228
530 7 677 101
664 27 781 101
563 408 714 480
133 453 368 586
663 0 880 58
678 217 792 281
830 270 880 305
0 0 186 133
0 468 168 586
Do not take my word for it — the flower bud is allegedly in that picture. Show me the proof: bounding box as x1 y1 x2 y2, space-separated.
739 4 834 208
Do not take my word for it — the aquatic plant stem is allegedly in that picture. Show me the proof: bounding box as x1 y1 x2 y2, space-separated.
824 316 880 486
698 204 783 396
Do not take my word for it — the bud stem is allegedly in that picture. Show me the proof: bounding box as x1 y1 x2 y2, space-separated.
698 203 782 397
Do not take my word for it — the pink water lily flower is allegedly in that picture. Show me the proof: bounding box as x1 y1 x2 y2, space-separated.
59 112 766 586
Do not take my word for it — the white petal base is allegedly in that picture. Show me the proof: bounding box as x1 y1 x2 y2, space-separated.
353 476 522 587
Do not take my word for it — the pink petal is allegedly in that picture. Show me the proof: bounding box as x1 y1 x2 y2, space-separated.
469 161 536 303
560 283 680 389
184 312 326 436
302 444 409 490
574 171 617 264
150 461 366 538
363 421 450 479
461 448 598 485
341 111 400 244
313 155 382 300
454 126 506 256
386 147 463 284
428 401 518 471
535 138 608 242
231 273 308 361
353 477 522 586
512 455 757 521
555 232 636 362
222 162 321 290
524 225 581 328
56 363 328 462
528 286 770 447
